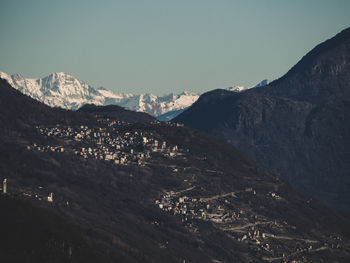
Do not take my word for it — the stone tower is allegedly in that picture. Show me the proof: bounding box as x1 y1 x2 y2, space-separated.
47 192 53 202
3 178 7 194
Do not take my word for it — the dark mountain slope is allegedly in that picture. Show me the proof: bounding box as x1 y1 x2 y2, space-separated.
0 195 110 263
174 27 350 210
1 78 350 262
263 27 350 103
0 78 95 135
78 104 155 123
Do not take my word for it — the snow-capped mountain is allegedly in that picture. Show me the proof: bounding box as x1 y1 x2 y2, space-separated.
227 79 270 92
0 72 105 110
254 79 270 87
227 85 249 92
0 71 267 119
0 72 199 118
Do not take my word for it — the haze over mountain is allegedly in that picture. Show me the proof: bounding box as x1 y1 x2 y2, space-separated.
0 195 109 263
175 27 350 211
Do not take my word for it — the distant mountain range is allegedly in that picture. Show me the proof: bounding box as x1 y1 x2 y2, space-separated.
0 71 267 120
0 71 199 119
175 27 350 211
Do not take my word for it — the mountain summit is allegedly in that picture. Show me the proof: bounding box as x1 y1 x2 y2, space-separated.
0 72 199 118
0 71 268 120
175 27 350 210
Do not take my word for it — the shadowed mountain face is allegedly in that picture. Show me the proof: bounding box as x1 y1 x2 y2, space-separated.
0 195 110 263
0 78 95 130
174 27 350 211
1 78 350 262
77 104 155 123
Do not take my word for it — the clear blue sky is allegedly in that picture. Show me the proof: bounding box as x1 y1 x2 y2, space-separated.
1 0 350 94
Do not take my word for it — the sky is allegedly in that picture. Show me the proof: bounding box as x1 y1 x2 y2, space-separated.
1 0 350 94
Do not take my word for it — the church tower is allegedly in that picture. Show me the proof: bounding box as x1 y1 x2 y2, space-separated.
3 178 7 194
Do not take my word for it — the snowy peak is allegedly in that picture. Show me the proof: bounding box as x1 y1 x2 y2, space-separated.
254 79 270 87
41 72 100 99
0 72 105 110
0 71 266 119
227 86 248 92
227 79 270 92
0 71 199 117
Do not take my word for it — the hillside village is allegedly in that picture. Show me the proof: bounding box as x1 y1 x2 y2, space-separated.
30 119 183 166
1 119 185 205
156 184 344 263
0 117 345 263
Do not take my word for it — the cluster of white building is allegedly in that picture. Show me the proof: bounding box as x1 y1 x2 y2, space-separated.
155 187 339 262
31 120 181 166
156 190 249 228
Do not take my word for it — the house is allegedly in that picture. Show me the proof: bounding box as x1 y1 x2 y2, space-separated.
105 154 113 160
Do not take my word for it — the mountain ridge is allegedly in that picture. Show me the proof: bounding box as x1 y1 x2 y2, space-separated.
77 104 155 123
174 27 350 211
1 78 350 262
0 71 268 120
0 71 200 118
